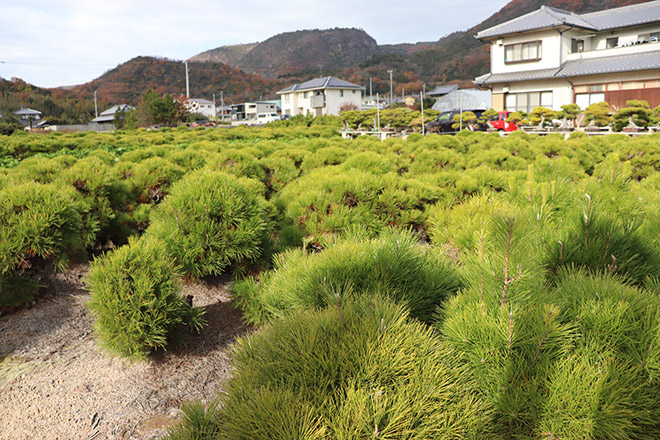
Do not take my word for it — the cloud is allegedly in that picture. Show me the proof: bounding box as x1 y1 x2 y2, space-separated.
0 0 511 88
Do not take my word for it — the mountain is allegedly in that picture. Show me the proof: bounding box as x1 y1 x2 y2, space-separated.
66 56 277 105
189 43 257 66
190 0 654 91
0 77 96 124
190 28 379 78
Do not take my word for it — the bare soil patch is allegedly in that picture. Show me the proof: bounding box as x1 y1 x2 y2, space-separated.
0 265 249 439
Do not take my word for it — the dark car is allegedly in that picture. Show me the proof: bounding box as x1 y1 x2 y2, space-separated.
426 110 485 134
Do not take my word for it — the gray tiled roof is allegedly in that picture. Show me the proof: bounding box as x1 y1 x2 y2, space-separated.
92 104 134 123
428 84 459 96
277 76 364 94
475 49 660 85
14 107 42 116
560 50 660 76
581 0 660 30
477 1 660 39
475 67 561 85
476 6 596 39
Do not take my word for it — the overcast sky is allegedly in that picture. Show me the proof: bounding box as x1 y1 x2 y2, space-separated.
0 0 511 88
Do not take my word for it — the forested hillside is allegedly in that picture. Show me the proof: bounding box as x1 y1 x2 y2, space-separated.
189 0 655 91
0 77 98 125
68 56 276 105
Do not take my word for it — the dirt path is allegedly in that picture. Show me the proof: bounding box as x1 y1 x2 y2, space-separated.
0 265 249 439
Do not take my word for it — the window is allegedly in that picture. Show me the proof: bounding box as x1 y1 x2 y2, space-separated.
575 93 605 109
606 37 619 48
504 41 542 63
571 39 585 53
505 91 553 113
340 90 344 97
622 81 644 90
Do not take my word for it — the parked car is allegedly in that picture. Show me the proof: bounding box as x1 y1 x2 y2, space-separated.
426 110 519 134
256 113 280 124
426 110 485 134
488 111 518 132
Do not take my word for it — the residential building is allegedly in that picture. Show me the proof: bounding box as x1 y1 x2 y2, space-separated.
14 107 42 127
475 1 660 112
362 95 388 110
277 76 364 116
91 104 134 124
187 98 216 119
230 101 278 121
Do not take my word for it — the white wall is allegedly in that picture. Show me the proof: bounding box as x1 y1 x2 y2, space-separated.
491 78 572 111
491 29 562 74
325 89 362 115
279 88 362 116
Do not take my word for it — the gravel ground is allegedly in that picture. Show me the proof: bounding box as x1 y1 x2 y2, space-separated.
0 265 249 440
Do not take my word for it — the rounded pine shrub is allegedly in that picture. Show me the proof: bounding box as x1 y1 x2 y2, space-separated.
0 182 92 273
233 229 462 325
87 236 205 360
276 169 440 243
545 197 660 285
0 182 95 308
148 170 271 279
218 296 485 439
439 246 660 439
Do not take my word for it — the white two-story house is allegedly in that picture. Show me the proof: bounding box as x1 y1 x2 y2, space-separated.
277 76 364 117
475 1 660 112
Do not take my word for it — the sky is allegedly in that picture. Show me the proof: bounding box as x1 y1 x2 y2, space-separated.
0 0 511 89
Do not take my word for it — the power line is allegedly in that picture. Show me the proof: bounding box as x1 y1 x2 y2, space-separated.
0 60 113 67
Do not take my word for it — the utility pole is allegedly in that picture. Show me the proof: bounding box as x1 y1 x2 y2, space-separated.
220 90 225 120
376 93 381 132
387 70 393 107
459 92 464 132
185 61 190 98
421 84 426 136
369 77 373 100
213 92 216 120
93 90 98 118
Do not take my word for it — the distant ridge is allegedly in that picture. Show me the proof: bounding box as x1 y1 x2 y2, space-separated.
190 28 379 78
188 0 655 87
66 56 276 104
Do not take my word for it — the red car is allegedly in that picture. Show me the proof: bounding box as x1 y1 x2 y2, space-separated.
489 111 518 132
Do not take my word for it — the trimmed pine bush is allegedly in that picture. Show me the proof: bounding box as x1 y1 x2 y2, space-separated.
87 236 205 360
233 229 462 325
276 169 440 244
147 170 271 279
0 182 92 274
438 200 660 439
0 181 96 309
545 196 660 285
218 296 486 439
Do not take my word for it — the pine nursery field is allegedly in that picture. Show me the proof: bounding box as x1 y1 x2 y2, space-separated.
4 122 660 439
